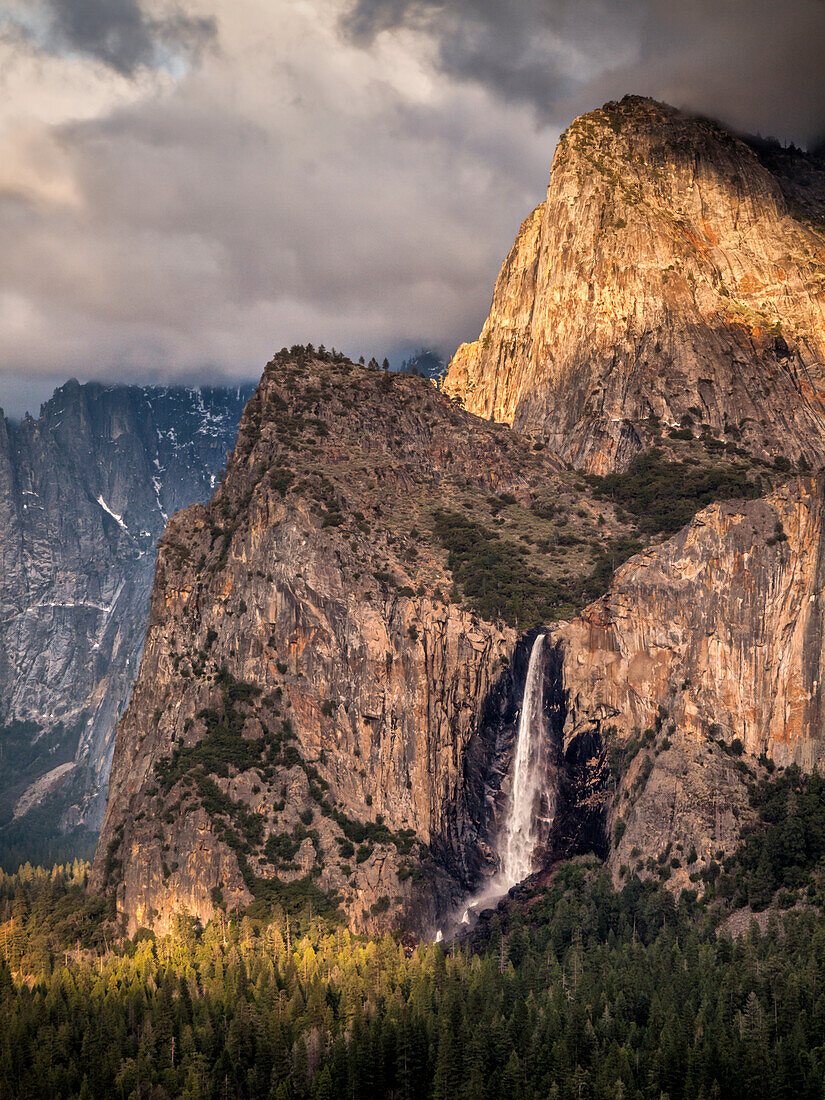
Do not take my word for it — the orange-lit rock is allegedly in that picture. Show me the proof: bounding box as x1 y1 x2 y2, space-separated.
444 96 825 472
549 475 825 884
91 350 599 936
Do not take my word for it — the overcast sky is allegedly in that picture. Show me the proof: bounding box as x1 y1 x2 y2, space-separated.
1 0 823 417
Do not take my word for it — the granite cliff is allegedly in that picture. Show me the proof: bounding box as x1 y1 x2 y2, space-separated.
444 96 825 473
0 381 251 862
91 101 825 934
541 475 825 893
91 348 637 935
440 97 825 906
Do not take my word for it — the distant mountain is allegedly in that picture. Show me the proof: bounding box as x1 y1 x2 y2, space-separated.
398 348 447 383
0 379 253 867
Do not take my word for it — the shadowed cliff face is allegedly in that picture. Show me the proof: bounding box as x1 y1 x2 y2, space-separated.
444 96 825 473
91 350 635 936
0 382 251 850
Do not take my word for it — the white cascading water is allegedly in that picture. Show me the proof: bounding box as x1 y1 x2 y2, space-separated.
456 633 548 929
497 638 550 884
496 632 547 888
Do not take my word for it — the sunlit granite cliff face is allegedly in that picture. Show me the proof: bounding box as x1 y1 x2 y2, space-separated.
557 476 825 766
544 475 825 891
0 382 251 853
89 102 825 932
91 349 631 935
444 96 825 473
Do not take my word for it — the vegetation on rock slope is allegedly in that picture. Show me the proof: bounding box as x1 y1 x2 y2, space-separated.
244 346 642 629
224 348 775 627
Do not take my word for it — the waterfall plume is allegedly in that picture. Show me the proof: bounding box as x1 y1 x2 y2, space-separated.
457 632 549 927
497 632 547 888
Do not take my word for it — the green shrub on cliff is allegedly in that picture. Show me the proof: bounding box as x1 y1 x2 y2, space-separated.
431 507 628 627
587 449 761 534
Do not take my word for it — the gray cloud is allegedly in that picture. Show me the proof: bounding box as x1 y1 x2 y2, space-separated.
2 0 825 418
343 0 633 113
0 1 553 412
342 0 825 146
31 0 215 75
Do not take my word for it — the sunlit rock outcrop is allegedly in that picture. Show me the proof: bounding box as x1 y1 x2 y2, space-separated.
444 96 825 473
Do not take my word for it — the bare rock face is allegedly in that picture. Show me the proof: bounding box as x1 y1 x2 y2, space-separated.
554 476 825 764
439 96 825 896
547 475 825 886
444 96 825 473
91 349 629 936
87 102 825 928
0 382 251 850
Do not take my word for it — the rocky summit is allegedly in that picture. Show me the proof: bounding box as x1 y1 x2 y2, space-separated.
90 347 643 935
91 101 825 941
0 381 251 864
444 95 825 474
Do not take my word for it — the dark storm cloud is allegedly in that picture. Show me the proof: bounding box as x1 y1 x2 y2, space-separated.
34 0 215 75
343 0 616 110
341 0 825 146
0 2 553 406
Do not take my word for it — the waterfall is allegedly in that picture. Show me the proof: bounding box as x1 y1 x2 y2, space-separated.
497 632 547 887
457 633 548 928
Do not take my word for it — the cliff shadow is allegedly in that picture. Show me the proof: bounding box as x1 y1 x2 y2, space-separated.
429 630 542 898
430 630 611 927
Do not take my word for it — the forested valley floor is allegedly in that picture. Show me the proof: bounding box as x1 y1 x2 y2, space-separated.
4 766 825 1100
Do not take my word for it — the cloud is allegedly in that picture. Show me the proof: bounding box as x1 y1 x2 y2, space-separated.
343 0 639 117
0 0 555 414
1 0 824 417
13 0 215 76
341 0 825 146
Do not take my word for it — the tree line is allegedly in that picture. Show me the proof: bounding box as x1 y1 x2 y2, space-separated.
1 857 825 1098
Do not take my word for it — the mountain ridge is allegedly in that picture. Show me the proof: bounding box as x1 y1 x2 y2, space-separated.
0 379 253 865
90 100 825 937
90 346 641 935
